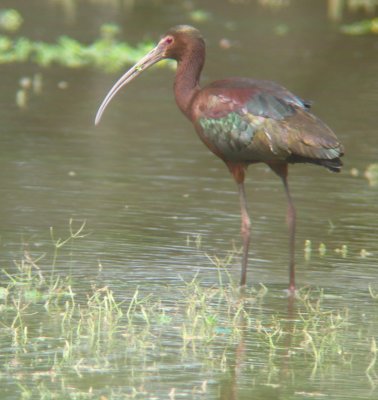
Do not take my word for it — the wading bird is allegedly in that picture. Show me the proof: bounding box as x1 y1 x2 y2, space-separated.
95 25 344 292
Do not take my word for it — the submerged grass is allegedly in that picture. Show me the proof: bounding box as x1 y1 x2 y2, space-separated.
0 222 377 398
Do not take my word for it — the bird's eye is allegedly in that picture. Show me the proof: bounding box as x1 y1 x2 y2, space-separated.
165 36 174 44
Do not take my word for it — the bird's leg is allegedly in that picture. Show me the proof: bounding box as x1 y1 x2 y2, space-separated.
282 175 296 293
269 163 296 293
228 163 251 287
238 181 251 287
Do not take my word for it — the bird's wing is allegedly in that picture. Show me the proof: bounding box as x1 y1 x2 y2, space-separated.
195 79 306 119
279 108 344 161
192 81 343 163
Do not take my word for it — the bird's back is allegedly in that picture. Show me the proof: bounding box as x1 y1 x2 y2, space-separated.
191 78 343 170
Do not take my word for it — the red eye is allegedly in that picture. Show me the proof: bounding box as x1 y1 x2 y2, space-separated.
165 36 174 44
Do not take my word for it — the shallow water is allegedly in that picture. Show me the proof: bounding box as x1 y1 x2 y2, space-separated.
1 1 378 399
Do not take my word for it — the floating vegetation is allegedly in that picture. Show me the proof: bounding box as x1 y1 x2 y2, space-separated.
274 23 290 36
340 18 378 35
360 248 373 258
304 239 312 261
350 167 360 177
303 240 373 260
328 0 378 21
318 242 327 257
189 9 212 23
0 21 156 73
364 163 378 186
0 9 23 32
15 73 43 108
335 244 348 257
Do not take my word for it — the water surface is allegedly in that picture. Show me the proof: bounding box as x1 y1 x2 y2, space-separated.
0 1 378 399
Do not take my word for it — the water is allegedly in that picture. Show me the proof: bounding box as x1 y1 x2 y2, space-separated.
0 1 378 399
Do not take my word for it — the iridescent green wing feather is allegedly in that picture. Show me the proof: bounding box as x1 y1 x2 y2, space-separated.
194 79 343 167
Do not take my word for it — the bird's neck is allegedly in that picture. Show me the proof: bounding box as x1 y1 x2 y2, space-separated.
174 45 204 119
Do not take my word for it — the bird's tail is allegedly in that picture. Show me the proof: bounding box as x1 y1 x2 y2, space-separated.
318 157 343 173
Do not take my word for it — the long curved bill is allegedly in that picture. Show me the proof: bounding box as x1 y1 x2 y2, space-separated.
95 43 166 125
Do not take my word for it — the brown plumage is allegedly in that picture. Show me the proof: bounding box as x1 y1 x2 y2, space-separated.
95 25 344 292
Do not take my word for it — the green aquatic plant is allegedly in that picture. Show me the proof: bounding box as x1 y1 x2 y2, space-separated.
304 239 312 261
0 21 157 73
1 224 377 399
318 242 327 256
366 336 378 388
0 9 23 32
364 163 378 186
341 18 378 35
189 9 212 23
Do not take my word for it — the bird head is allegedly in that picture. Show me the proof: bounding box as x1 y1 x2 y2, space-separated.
95 25 204 125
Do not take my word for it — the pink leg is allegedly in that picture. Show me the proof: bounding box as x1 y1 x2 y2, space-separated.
227 163 251 287
269 163 296 292
238 181 251 287
282 176 296 292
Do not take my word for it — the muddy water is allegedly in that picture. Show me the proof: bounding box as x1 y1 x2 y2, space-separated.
0 1 377 399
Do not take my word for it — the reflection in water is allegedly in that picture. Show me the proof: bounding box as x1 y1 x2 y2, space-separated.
220 294 251 400
220 292 297 400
